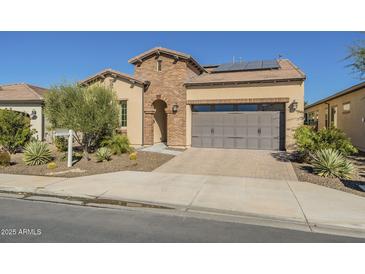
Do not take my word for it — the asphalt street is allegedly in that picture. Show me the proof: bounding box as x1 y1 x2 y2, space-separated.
0 197 363 243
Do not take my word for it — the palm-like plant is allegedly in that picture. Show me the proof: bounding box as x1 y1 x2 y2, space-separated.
310 148 355 179
23 141 52 166
101 134 130 155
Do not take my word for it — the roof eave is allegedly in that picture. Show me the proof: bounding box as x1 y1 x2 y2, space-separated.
305 81 365 110
128 48 207 74
79 69 145 86
184 77 305 87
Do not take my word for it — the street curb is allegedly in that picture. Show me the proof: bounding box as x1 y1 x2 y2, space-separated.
1 189 365 239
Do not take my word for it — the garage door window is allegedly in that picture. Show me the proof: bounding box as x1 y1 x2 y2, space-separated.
237 104 258 111
192 103 284 112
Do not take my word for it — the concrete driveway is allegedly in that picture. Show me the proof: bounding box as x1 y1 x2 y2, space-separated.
154 148 298 181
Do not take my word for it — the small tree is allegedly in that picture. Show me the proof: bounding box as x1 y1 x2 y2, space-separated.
45 84 119 159
0 109 34 154
346 39 365 79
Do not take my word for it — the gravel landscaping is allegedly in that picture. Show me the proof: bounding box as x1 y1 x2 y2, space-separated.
292 152 365 197
0 148 174 178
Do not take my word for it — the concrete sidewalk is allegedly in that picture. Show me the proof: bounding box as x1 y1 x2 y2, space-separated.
0 171 364 238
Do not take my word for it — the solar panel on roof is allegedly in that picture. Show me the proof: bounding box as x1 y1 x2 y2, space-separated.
213 59 279 72
262 60 279 69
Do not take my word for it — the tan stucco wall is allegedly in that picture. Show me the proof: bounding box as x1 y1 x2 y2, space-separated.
89 77 144 146
186 81 305 150
305 87 365 151
0 103 44 140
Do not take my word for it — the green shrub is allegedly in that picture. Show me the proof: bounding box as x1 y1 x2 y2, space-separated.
310 148 355 179
23 141 52 166
0 109 34 154
0 150 11 166
95 147 112 162
316 127 358 156
101 134 131 155
294 126 358 161
294 125 317 159
54 136 68 152
47 162 57 169
45 84 119 159
129 152 137 161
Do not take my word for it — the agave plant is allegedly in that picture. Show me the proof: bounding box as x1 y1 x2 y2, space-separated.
310 148 355 179
95 147 112 162
23 141 52 166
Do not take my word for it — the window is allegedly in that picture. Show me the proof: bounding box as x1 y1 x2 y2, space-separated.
343 102 351 113
192 105 212 112
306 111 318 127
237 104 258 111
330 106 337 127
157 60 162 72
120 101 127 127
215 104 235 112
191 103 286 112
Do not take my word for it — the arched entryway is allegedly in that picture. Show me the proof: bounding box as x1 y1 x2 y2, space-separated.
153 99 167 144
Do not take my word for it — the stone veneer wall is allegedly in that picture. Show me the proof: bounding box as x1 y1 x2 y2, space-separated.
134 54 200 147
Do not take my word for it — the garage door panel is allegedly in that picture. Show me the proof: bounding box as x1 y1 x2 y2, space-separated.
260 114 273 125
234 114 247 126
191 136 201 147
235 138 247 149
224 126 234 137
260 138 273 150
214 115 224 126
223 137 235 148
272 137 280 150
201 126 212 136
192 126 201 136
201 137 212 147
192 110 282 150
247 126 259 137
235 126 246 137
247 138 259 149
247 114 259 125
213 126 223 137
260 126 273 137
223 114 235 126
213 137 224 148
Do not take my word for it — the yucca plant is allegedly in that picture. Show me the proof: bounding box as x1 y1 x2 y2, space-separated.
23 141 52 166
95 147 112 162
310 148 355 179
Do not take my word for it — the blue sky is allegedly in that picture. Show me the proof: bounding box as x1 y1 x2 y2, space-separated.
0 31 364 104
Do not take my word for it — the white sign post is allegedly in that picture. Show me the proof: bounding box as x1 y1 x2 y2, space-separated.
54 128 74 168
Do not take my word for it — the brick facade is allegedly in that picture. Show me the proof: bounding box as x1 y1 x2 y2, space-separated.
133 53 200 146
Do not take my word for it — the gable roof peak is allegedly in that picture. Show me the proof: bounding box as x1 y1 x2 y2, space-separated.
128 46 206 73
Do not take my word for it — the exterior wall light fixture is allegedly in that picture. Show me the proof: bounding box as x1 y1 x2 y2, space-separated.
30 109 37 119
172 104 179 113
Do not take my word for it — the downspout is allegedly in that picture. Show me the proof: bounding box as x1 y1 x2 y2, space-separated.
141 84 145 147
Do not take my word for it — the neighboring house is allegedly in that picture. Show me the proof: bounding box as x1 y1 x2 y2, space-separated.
0 83 47 140
305 81 365 152
81 47 306 150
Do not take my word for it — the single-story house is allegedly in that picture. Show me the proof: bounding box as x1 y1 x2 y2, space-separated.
81 47 306 151
305 81 365 152
0 83 48 140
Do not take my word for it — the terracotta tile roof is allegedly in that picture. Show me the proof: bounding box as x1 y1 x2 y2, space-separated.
128 47 207 73
185 59 306 86
0 83 48 102
79 68 145 86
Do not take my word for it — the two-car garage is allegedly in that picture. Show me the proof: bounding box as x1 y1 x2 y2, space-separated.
191 103 285 150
